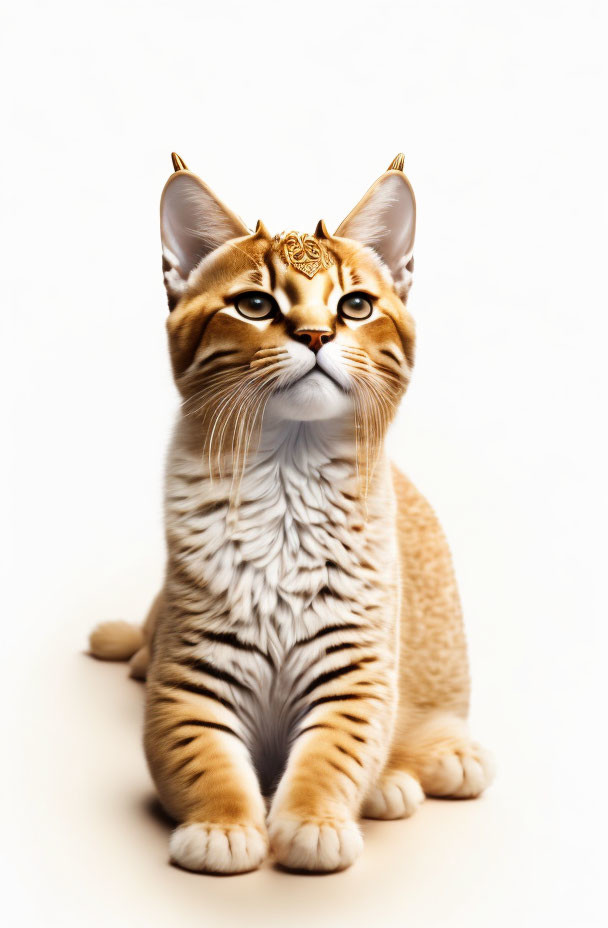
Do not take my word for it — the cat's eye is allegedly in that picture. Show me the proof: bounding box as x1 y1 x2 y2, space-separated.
233 291 279 320
338 292 374 320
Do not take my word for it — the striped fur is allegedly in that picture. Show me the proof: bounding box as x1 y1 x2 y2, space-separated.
89 169 493 874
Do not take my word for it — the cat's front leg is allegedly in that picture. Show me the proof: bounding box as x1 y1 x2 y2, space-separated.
268 663 396 872
144 673 268 874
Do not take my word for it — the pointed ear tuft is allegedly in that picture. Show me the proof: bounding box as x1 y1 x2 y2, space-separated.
387 153 405 172
335 163 416 299
254 219 271 238
171 152 189 172
160 167 249 307
315 219 330 240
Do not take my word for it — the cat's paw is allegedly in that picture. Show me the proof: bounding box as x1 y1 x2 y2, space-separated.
362 770 425 820
420 743 495 799
169 822 268 874
268 816 363 872
128 644 149 680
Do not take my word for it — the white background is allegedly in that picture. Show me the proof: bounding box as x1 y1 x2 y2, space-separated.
2 1 606 925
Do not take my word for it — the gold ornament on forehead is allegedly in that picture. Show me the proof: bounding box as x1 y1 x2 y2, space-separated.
274 231 334 279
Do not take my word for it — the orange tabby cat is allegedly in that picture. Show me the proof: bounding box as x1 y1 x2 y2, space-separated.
90 152 493 874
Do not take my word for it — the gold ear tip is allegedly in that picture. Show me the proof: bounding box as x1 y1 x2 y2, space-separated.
254 219 272 237
387 153 405 172
171 152 189 173
315 219 330 239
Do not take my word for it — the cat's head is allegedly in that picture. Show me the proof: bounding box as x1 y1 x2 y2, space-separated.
161 153 416 473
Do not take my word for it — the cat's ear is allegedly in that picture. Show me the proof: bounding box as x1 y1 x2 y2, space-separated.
161 153 249 306
335 154 416 298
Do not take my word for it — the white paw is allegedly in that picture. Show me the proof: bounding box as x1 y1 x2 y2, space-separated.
269 816 363 872
169 822 268 874
421 744 495 798
362 770 425 820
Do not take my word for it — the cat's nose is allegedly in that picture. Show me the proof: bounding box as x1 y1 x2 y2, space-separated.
293 328 335 353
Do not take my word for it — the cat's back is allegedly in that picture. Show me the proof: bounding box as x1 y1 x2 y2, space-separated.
391 464 446 554
391 462 459 600
391 462 469 711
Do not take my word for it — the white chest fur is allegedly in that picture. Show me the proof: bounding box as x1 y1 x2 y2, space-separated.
165 418 399 658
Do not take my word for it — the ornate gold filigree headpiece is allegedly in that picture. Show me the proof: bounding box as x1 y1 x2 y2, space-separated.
274 231 334 279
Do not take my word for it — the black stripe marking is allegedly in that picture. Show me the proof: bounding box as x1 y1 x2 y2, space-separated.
336 744 364 766
305 693 364 713
201 630 273 666
173 754 197 774
295 623 361 648
174 718 240 739
298 662 361 700
327 759 359 786
194 500 227 516
340 713 368 724
325 642 358 656
380 348 402 366
161 679 235 712
336 260 345 291
186 770 205 788
198 348 239 369
171 736 197 750
296 723 334 738
264 253 276 291
178 657 251 691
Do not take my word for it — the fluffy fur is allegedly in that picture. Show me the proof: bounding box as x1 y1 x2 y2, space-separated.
90 158 493 874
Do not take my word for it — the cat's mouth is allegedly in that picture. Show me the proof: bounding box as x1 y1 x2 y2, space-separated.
275 361 347 393
263 359 354 421
311 364 345 389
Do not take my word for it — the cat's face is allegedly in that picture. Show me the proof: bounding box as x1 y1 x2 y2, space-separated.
160 155 416 469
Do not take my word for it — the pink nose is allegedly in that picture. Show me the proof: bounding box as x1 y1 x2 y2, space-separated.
294 329 334 353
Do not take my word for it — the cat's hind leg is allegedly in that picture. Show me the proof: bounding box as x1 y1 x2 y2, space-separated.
391 467 495 803
362 714 493 819
391 713 495 799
